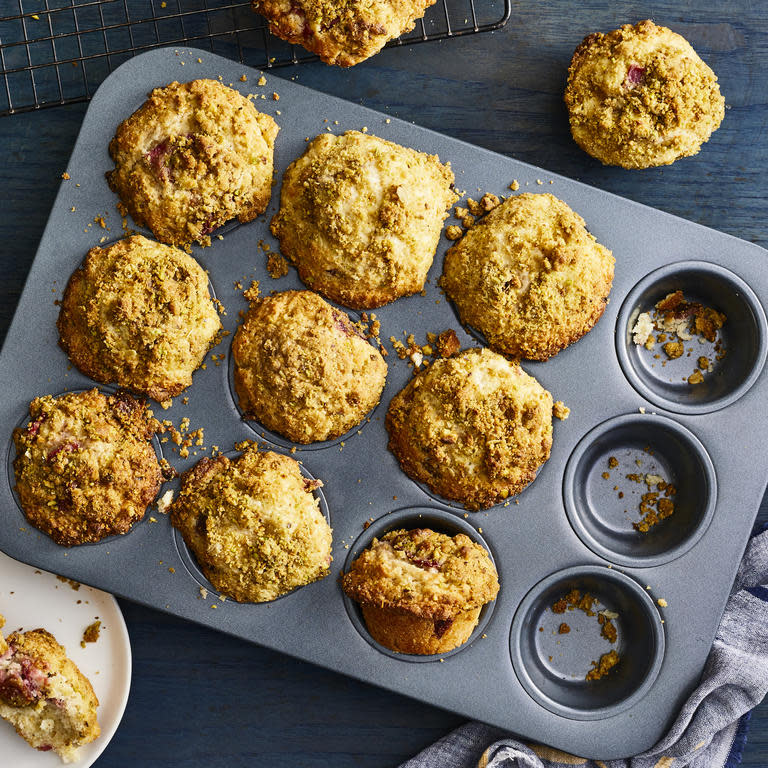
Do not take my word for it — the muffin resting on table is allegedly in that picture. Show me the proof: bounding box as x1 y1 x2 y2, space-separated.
108 79 279 246
0 617 100 763
386 348 553 510
564 20 725 169
57 235 222 402
342 528 499 654
271 131 457 309
232 290 387 443
169 443 332 602
251 0 437 67
12 389 162 546
440 193 615 361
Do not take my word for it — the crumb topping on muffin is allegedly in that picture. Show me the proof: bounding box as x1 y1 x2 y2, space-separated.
440 193 614 360
13 389 162 546
169 443 332 602
57 235 222 401
564 20 724 168
108 79 279 246
233 290 387 443
271 131 457 309
386 348 553 510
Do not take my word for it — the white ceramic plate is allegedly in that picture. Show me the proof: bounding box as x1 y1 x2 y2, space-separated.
0 550 131 766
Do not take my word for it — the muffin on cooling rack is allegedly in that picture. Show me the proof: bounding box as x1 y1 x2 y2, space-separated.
0 619 100 763
57 235 222 402
251 0 437 67
232 290 387 443
12 389 162 546
169 443 332 603
386 347 553 510
108 79 279 246
342 528 499 654
564 20 725 168
271 131 457 309
440 193 614 360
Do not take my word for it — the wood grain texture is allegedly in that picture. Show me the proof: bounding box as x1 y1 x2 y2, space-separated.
0 1 767 765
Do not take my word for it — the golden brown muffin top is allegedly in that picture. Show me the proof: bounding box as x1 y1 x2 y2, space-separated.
233 290 387 443
12 389 162 546
564 20 724 168
108 79 279 245
386 348 554 510
252 0 437 66
440 193 615 360
57 235 222 402
271 131 457 309
169 443 333 603
342 528 499 620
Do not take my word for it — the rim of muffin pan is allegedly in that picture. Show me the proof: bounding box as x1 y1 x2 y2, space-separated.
225 306 383 452
509 565 665 720
616 260 767 415
563 413 717 568
6 385 165 546
341 506 499 663
172 449 331 605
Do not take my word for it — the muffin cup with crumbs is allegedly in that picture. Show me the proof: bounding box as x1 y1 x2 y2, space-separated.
342 528 499 655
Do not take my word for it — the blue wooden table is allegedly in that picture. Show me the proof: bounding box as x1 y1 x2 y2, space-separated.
1 2 767 765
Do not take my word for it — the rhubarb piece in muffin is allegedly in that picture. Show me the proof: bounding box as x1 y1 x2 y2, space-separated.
386 348 553 510
342 528 499 654
0 621 100 763
12 389 162 546
233 290 387 443
271 131 457 309
108 79 279 246
440 193 614 360
57 235 222 401
169 443 332 602
564 20 725 168
251 0 437 67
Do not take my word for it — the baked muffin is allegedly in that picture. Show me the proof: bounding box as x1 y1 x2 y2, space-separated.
342 528 499 654
233 290 387 443
271 131 457 309
170 443 332 602
386 348 553 510
440 193 614 360
108 79 280 246
0 621 100 762
564 20 725 168
57 235 222 401
251 0 436 67
12 389 162 546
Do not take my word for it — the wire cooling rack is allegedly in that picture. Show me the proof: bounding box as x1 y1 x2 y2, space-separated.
0 0 510 115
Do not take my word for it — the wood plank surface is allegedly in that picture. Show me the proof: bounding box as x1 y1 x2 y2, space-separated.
0 1 766 764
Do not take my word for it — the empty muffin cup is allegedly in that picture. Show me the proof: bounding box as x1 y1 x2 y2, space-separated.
616 261 767 414
510 565 664 720
563 413 716 567
342 507 498 662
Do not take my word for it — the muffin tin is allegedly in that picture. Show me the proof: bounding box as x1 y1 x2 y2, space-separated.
1 47 767 760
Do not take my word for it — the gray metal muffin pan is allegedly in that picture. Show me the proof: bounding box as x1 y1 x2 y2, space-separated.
0 47 767 760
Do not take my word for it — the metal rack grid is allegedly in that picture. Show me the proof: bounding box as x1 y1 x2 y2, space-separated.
0 0 510 115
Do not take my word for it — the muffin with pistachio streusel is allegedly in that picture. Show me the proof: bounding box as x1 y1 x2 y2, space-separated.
564 20 724 168
108 79 279 246
342 528 499 654
13 389 163 546
271 131 457 309
169 443 332 602
386 347 554 510
0 618 100 763
440 193 614 361
251 0 437 67
232 289 388 443
57 235 222 402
